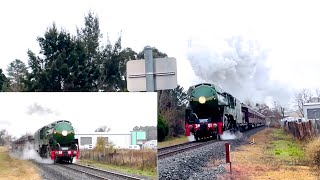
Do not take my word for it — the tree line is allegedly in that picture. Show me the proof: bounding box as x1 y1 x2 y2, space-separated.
0 11 186 142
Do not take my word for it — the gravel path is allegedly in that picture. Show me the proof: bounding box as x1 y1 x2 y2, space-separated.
34 163 101 180
158 127 266 180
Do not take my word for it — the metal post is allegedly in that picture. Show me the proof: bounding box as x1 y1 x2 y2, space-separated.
144 46 155 92
225 143 232 173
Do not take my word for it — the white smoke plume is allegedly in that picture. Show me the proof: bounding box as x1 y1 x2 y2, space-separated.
187 35 292 106
10 142 54 164
220 130 243 140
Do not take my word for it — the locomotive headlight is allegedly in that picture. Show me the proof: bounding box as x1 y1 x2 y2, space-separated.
199 96 206 104
62 130 68 136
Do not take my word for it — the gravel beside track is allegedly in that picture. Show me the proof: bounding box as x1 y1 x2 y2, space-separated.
34 162 147 180
158 126 266 180
158 140 225 159
34 163 100 180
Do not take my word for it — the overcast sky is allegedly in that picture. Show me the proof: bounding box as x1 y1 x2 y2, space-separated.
1 0 319 107
0 93 157 138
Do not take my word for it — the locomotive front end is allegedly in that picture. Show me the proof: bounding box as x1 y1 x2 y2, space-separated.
51 120 79 163
185 83 223 141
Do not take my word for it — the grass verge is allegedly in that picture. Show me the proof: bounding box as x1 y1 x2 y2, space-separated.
268 128 306 164
216 128 317 180
78 159 157 179
158 136 188 148
0 146 40 180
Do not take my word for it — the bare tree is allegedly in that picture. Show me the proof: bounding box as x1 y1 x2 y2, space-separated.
316 88 320 102
95 126 111 132
294 89 312 117
0 129 13 145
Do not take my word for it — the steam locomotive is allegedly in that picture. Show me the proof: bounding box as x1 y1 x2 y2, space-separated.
185 83 266 141
12 120 79 163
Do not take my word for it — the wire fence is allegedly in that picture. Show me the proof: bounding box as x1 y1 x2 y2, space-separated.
282 119 320 140
79 149 157 170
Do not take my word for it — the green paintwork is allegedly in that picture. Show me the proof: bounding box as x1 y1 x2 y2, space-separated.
52 121 75 145
188 84 219 117
34 120 75 147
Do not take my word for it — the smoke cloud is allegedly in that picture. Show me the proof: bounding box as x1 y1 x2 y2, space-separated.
10 142 54 164
187 35 292 106
220 130 243 140
26 103 56 115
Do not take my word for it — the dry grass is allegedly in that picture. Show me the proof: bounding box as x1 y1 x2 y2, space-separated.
0 146 40 180
305 137 320 167
215 128 318 180
79 148 157 178
158 136 188 148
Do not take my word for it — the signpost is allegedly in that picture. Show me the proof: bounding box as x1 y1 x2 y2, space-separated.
225 143 232 173
126 46 178 92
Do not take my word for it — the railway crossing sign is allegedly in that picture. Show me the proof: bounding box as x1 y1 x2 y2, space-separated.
126 46 178 92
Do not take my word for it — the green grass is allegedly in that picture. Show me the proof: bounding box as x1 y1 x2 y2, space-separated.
268 129 305 161
78 159 157 179
158 136 189 148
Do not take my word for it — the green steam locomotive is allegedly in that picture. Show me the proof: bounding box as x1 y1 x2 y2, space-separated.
185 83 266 141
33 120 79 163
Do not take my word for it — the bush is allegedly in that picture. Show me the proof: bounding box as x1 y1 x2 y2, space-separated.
305 137 320 166
157 114 169 142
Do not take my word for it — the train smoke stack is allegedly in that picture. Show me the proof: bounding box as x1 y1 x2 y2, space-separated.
220 130 243 140
10 142 54 164
187 35 292 105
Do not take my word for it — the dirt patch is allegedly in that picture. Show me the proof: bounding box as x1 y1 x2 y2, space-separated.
0 146 41 180
214 128 318 180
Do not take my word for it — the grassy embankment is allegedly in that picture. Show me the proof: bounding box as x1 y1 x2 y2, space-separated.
0 146 40 180
217 128 318 180
78 149 157 179
158 136 189 148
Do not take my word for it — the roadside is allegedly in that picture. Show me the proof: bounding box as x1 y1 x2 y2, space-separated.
158 136 189 148
0 146 41 180
216 127 318 180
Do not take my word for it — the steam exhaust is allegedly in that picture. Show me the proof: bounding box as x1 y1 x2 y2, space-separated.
187 134 195 142
220 130 243 140
10 142 54 164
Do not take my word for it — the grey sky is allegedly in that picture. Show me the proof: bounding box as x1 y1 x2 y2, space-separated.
1 0 320 107
0 92 157 138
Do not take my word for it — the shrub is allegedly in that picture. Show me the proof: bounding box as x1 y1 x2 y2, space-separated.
157 114 169 142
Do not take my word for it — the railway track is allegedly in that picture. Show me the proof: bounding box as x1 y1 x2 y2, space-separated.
61 163 145 180
158 140 221 159
158 127 266 159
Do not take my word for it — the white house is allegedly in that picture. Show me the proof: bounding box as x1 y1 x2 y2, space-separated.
303 102 320 120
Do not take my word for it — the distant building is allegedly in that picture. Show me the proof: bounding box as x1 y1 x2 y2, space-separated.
303 102 320 120
75 133 131 149
75 131 147 150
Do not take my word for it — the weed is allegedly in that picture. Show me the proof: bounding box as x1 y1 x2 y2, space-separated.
305 137 320 166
